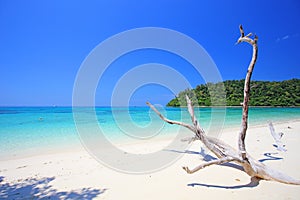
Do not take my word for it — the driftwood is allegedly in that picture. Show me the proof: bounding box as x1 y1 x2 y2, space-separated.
269 122 286 152
146 25 300 185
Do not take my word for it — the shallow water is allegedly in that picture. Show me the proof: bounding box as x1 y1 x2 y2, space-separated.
0 107 299 159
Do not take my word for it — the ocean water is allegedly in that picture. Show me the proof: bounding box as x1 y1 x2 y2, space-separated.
0 107 300 160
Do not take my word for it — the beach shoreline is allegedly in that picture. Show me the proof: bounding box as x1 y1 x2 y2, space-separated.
2 117 300 162
1 120 300 199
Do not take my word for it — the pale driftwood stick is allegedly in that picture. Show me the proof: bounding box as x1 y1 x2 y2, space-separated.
236 25 258 159
146 102 195 133
185 95 228 158
268 122 286 152
185 95 206 141
147 25 300 185
147 100 224 158
182 157 236 174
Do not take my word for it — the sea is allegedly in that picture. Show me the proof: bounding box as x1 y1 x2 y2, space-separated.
0 107 300 160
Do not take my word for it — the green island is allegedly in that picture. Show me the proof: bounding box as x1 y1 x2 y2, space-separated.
167 78 300 107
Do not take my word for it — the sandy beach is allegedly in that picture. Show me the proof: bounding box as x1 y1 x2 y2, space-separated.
1 120 300 199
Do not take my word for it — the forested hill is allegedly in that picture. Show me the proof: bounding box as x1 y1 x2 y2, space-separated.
167 79 300 107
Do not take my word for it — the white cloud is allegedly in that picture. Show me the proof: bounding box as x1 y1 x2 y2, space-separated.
282 35 290 40
276 34 299 42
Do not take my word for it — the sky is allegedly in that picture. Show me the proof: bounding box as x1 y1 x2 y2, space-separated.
0 0 300 106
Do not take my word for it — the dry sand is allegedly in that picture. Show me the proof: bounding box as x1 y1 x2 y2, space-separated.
1 120 300 199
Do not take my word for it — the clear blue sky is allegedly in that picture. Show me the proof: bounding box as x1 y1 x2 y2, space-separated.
1 0 299 106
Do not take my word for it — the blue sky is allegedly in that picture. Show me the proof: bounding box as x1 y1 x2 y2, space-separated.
1 0 299 106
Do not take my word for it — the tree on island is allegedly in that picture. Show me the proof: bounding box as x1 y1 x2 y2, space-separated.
167 79 300 107
147 25 300 185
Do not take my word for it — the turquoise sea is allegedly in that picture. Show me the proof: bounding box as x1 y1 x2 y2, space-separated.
0 107 300 160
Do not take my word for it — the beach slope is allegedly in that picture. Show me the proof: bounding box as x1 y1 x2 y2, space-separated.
1 121 300 199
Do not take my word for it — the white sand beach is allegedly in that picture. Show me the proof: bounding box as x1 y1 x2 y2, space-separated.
1 120 300 199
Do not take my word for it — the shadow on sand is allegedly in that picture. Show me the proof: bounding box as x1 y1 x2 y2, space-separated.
258 152 283 163
0 176 106 199
188 177 261 189
166 148 285 189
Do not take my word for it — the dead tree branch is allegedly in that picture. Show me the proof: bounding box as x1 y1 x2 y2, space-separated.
147 25 300 185
237 24 258 159
269 122 286 152
146 102 195 133
183 157 236 174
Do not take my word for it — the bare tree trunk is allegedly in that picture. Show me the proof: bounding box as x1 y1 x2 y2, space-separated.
147 25 300 185
237 25 258 160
